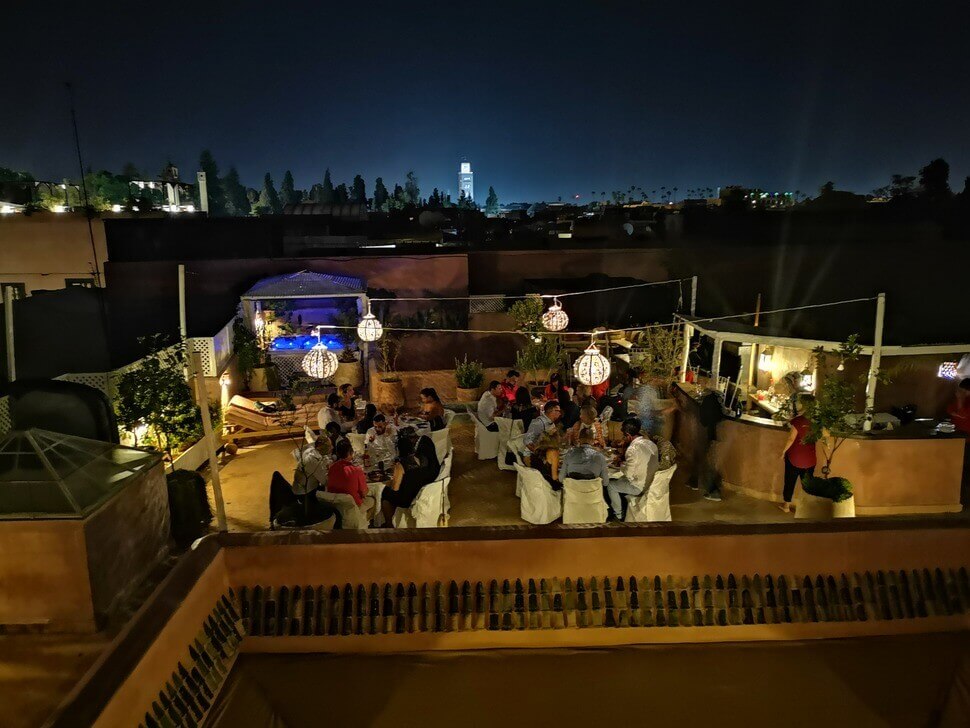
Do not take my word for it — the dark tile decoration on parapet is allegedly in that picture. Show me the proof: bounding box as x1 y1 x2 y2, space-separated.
139 594 243 728
239 568 970 638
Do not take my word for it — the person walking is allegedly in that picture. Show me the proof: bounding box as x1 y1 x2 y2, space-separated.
779 394 817 513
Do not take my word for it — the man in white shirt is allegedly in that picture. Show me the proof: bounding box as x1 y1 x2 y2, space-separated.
291 437 332 495
606 418 658 520
318 392 354 433
365 414 398 463
477 380 506 431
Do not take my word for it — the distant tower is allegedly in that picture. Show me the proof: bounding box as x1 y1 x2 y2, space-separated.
458 161 474 201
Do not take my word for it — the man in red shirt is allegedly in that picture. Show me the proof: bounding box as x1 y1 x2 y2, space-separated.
779 394 817 513
326 439 374 519
500 370 521 403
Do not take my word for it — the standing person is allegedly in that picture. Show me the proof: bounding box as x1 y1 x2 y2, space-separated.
326 438 375 521
418 387 446 431
779 394 817 513
477 380 506 431
524 400 562 450
687 389 724 501
606 419 658 521
511 386 539 433
501 370 521 403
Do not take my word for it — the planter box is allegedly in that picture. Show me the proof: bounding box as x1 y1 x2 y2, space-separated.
334 355 364 389
456 385 482 403
374 378 405 408
172 432 222 472
795 490 856 520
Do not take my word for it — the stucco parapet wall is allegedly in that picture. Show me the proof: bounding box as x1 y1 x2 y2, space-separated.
47 520 970 728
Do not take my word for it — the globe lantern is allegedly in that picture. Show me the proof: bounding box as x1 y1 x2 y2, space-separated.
356 305 383 342
302 329 339 380
573 338 611 386
541 297 569 332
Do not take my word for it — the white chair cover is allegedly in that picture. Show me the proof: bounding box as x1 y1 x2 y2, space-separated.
625 466 677 523
316 491 368 530
561 477 607 524
437 451 453 516
496 417 523 472
473 415 500 460
443 409 456 427
599 406 614 423
392 476 449 528
347 432 366 455
507 435 527 496
515 464 562 525
430 428 451 464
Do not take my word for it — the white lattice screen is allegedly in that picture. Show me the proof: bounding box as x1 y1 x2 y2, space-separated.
55 372 111 394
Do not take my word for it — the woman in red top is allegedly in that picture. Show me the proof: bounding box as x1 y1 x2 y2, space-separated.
779 394 817 513
326 439 372 517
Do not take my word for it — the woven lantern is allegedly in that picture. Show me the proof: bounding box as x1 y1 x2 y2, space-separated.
356 306 383 342
541 297 569 332
302 330 339 379
573 338 611 386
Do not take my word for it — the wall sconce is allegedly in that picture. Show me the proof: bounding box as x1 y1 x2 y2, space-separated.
219 373 231 388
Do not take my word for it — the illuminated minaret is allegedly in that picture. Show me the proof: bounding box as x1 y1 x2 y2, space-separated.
458 161 474 201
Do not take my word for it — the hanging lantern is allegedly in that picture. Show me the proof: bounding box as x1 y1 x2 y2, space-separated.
302 329 338 379
356 305 383 342
541 297 569 332
573 338 611 386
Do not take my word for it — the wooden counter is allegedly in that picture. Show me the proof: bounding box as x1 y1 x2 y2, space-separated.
713 417 965 515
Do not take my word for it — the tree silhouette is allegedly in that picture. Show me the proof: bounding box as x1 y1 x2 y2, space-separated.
373 177 389 210
256 173 281 214
279 170 299 207
918 158 951 201
223 167 250 216
485 186 499 216
351 174 367 204
197 150 226 216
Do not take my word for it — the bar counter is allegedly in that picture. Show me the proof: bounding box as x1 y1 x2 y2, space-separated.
672 384 965 515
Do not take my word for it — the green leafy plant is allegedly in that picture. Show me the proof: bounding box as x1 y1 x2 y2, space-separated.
806 335 892 484
454 355 484 389
516 335 565 384
507 296 544 333
115 335 205 469
803 475 853 503
232 317 261 388
631 324 684 386
377 332 405 382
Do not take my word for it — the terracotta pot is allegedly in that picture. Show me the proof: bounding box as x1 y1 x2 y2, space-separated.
333 358 363 389
249 365 279 393
375 377 405 407
456 385 482 403
794 490 856 520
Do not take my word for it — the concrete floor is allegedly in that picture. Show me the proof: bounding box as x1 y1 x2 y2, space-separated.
213 418 793 530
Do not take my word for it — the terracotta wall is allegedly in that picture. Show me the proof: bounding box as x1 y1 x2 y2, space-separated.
368 360 506 406
0 215 108 293
83 462 172 623
0 519 96 632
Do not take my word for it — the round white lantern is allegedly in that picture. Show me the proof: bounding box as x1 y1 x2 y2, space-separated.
573 340 611 386
357 310 383 342
541 297 569 332
302 340 338 379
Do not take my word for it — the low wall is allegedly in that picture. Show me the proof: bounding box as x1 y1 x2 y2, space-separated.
368 361 507 407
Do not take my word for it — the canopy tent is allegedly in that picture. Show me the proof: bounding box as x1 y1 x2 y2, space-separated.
675 294 970 431
0 429 159 519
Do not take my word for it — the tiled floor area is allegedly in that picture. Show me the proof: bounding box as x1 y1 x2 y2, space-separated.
212 417 793 530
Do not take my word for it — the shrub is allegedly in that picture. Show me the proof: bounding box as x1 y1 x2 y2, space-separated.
803 475 854 503
454 355 484 389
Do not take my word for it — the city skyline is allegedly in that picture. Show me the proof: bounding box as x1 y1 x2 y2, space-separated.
3 2 969 201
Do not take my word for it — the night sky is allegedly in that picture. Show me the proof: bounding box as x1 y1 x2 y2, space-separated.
4 1 969 202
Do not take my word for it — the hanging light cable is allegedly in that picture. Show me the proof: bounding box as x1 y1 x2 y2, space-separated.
541 297 569 332
573 335 611 386
356 302 383 342
302 326 339 379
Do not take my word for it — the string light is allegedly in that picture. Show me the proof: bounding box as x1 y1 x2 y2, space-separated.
574 336 611 386
302 327 338 379
541 297 569 332
356 304 383 342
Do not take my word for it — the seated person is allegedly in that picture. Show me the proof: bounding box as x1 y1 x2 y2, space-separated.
590 376 610 402
562 428 610 487
511 386 539 433
318 393 353 433
528 434 562 491
337 383 358 422
326 438 375 521
419 387 447 431
606 418 658 521
501 369 521 403
572 383 595 409
543 372 568 402
566 404 607 448
355 403 378 435
324 421 348 453
366 413 398 463
380 428 438 526
270 436 340 528
524 400 562 450
477 380 506 431
559 388 581 429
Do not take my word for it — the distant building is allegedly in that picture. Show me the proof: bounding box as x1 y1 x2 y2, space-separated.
458 161 474 201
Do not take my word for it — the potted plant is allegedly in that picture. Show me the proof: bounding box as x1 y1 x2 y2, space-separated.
515 334 563 386
374 332 406 407
631 325 685 441
455 355 485 402
796 335 889 519
334 347 363 389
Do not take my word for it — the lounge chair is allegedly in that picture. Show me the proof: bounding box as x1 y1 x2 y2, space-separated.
224 394 323 445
